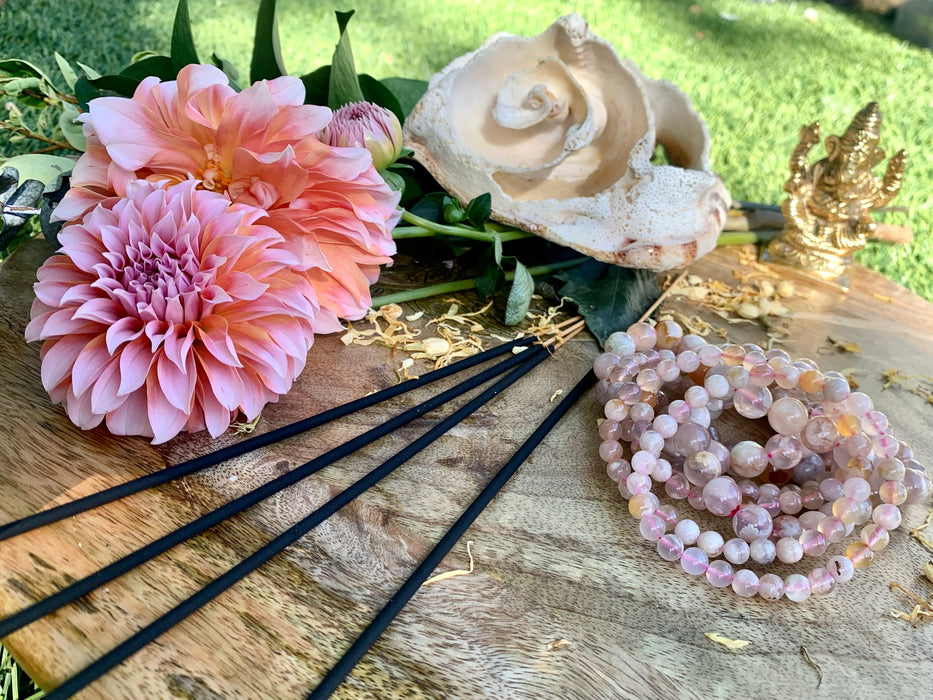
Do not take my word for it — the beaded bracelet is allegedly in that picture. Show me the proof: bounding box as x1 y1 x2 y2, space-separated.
594 319 932 602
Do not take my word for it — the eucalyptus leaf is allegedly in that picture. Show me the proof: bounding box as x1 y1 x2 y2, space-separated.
505 260 535 325
170 0 200 70
58 103 86 151
557 260 660 346
250 0 287 83
380 77 428 121
328 10 364 109
54 53 79 90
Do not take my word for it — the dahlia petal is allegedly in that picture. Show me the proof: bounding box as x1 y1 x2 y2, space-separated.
196 316 241 367
70 334 112 398
40 334 94 394
146 372 190 444
197 381 234 438
90 356 127 414
105 387 153 438
73 296 122 325
157 352 196 413
118 336 157 396
63 384 105 431
195 351 245 410
105 316 144 353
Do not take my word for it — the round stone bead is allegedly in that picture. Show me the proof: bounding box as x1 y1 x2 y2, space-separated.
798 369 824 394
872 434 900 460
727 366 750 389
845 541 875 568
651 414 679 439
773 514 803 540
819 478 845 501
680 547 709 575
808 567 836 596
674 519 701 545
676 350 700 374
723 538 751 565
879 480 908 506
598 419 621 441
764 434 803 470
631 450 657 474
654 320 684 349
801 416 840 453
704 372 731 399
844 392 873 417
748 362 775 387
758 573 786 601
733 504 773 541
823 375 851 402
626 472 652 496
639 514 667 541
652 458 673 482
697 530 725 557
733 384 773 419
636 368 661 393
697 344 723 367
828 555 855 583
705 560 734 588
903 467 933 504
667 399 692 424
630 402 655 423
877 458 906 482
655 505 678 528
776 536 804 564
721 344 746 367
731 569 760 597
768 397 809 435
604 399 628 421
860 523 890 551
731 441 769 478
665 473 691 499
843 477 871 502
799 529 827 557
749 537 776 565
656 359 680 383
798 510 825 531
638 430 665 456
702 476 742 517
872 503 902 530
657 534 685 561
604 331 636 356
684 450 722 485
606 460 631 483
784 573 811 602
774 364 800 390
594 353 621 379
778 489 803 515
599 440 623 463
684 385 709 408
817 516 847 544
628 492 659 519
757 483 782 516
666 422 710 457
627 322 657 352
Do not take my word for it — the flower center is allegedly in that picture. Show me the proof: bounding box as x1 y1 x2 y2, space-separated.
197 146 231 194
121 239 204 316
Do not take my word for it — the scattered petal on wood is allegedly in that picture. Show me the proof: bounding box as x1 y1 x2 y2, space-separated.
910 510 933 552
704 632 750 650
826 337 863 354
549 389 564 403
547 639 571 651
873 292 894 303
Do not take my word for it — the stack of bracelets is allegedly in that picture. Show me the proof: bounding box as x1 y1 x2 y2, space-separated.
594 319 932 602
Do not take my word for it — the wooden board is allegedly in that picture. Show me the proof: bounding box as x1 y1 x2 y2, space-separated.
1 239 932 699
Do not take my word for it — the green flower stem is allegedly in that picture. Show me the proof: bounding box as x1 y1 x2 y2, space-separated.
371 257 588 307
397 210 533 243
716 230 780 246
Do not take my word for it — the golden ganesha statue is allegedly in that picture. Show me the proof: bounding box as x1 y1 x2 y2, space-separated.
766 102 905 285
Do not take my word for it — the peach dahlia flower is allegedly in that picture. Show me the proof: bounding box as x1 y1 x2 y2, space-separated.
54 64 400 331
27 180 318 443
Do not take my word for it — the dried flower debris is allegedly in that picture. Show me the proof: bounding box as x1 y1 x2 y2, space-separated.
704 632 750 651
889 582 933 627
880 369 933 407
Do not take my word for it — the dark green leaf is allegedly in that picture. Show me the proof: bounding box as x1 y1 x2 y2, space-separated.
170 0 200 71
75 75 139 110
250 0 287 83
505 261 534 325
380 77 428 121
475 249 505 298
380 169 405 192
557 260 660 346
465 192 492 230
0 59 50 81
328 10 364 109
410 193 445 223
54 53 79 90
120 55 176 82
359 73 404 122
210 53 241 90
443 196 465 224
300 65 331 106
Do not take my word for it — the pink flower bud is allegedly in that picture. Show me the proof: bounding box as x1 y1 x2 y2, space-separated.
322 101 403 171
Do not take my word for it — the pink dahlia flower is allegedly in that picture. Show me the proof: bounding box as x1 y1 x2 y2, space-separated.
54 64 400 330
27 179 318 443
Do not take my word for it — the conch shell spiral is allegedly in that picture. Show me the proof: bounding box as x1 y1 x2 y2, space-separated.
404 14 731 271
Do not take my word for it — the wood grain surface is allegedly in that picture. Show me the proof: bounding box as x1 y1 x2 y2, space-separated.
1 239 932 699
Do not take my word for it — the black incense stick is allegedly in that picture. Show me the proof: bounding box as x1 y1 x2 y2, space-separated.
0 335 535 542
0 344 545 640
307 369 597 699
42 343 549 700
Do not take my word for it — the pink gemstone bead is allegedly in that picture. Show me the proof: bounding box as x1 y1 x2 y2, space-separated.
604 399 628 421
665 473 691 499
733 384 773 419
632 450 658 474
697 344 723 366
705 560 734 588
674 519 701 545
773 514 803 540
636 368 661 393
731 569 760 597
828 555 855 583
750 537 776 564
667 400 692 424
733 504 773 541
872 503 902 530
808 567 836 596
774 364 800 389
843 477 871 502
727 365 750 389
639 514 667 541
860 523 890 551
879 480 908 506
784 573 811 602
903 467 933 504
799 529 827 557
801 416 840 453
721 343 746 367
599 440 623 463
629 493 660 519
768 397 809 435
655 505 678 528
776 536 804 564
652 458 673 483
606 460 631 483
872 434 899 460
657 358 680 383
697 530 725 556
764 434 803 470
684 385 709 408
798 510 825 531
684 450 722 485
676 350 700 373
817 516 847 543
680 547 709 575
730 440 768 478
748 362 775 387
594 353 621 379
723 538 750 565
652 414 678 439
758 573 786 601
877 458 906 482
626 472 652 496
704 372 731 399
639 430 665 456
819 478 844 501
627 322 657 351
702 476 742 517
778 489 803 515
604 331 636 356
598 419 621 441
657 534 684 561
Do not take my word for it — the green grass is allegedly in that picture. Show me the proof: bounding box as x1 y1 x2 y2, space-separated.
0 646 42 700
1 0 931 298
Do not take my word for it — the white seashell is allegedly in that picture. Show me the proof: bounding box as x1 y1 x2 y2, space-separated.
404 14 731 271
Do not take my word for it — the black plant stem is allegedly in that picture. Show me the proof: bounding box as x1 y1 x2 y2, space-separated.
307 368 597 700
0 335 535 542
0 344 544 640
42 344 549 700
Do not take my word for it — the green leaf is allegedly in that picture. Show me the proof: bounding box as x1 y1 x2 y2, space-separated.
300 65 331 106
505 260 534 325
557 260 660 346
380 77 428 121
76 63 101 80
475 251 505 298
465 192 492 230
443 196 465 224
58 103 86 151
0 59 50 81
75 75 139 110
380 169 405 192
251 0 286 83
211 53 241 90
328 10 364 109
359 74 403 123
54 53 79 90
170 0 200 71
120 55 176 82
0 154 75 190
